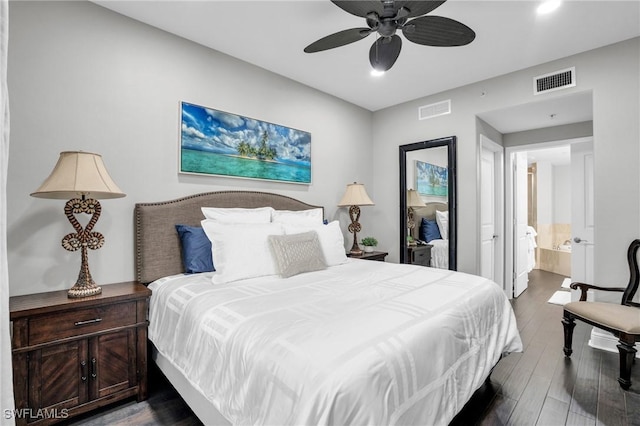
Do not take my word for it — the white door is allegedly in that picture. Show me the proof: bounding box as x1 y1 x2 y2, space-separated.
571 140 595 295
480 149 496 281
514 152 529 297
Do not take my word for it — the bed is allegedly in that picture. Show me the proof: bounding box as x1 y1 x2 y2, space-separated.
135 191 522 426
411 202 450 269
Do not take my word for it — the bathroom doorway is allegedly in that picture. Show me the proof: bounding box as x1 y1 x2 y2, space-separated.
505 137 593 298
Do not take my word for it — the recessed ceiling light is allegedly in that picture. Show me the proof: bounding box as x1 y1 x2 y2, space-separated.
371 69 385 77
537 0 561 15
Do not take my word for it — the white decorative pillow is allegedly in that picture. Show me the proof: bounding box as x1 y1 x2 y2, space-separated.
271 208 324 226
200 206 273 223
436 210 449 240
201 220 284 284
268 232 327 278
283 221 347 266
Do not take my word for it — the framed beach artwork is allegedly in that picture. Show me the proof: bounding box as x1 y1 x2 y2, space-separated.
416 160 448 197
179 102 312 184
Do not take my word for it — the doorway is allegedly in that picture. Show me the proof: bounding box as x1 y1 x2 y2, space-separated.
505 137 593 298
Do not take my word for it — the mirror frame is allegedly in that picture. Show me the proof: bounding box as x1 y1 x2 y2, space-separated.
399 136 457 270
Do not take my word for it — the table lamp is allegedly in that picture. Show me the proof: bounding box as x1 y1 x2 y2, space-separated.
31 151 125 298
338 182 374 256
407 188 425 231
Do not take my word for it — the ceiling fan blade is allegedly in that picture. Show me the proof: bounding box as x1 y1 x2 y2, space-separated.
402 16 475 46
330 1 384 18
304 28 372 53
369 35 402 71
395 1 447 18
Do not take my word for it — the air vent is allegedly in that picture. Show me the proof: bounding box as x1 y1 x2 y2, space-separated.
534 67 576 95
418 99 451 120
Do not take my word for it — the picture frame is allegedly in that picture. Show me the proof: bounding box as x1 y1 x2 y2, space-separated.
179 101 312 184
416 160 448 196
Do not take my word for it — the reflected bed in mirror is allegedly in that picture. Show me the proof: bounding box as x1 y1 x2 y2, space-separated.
399 137 457 270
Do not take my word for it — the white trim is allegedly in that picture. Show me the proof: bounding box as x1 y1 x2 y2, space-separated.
588 328 640 359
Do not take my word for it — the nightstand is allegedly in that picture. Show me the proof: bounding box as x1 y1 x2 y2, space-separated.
408 245 432 266
347 251 388 261
9 281 151 425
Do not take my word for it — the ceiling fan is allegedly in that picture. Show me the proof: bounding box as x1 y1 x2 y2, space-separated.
304 1 476 72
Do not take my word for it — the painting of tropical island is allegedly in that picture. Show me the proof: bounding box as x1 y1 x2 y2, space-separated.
416 160 448 197
180 102 311 184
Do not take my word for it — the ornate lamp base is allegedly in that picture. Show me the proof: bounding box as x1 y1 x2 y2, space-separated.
348 205 363 256
62 197 105 299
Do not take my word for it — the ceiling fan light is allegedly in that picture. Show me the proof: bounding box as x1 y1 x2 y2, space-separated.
537 0 561 15
371 68 386 77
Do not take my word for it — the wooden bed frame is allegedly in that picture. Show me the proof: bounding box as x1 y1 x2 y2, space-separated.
134 190 322 284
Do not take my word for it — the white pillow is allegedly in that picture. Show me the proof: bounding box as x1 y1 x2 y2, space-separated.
271 208 324 226
283 221 347 266
201 220 284 284
200 206 273 223
436 210 449 240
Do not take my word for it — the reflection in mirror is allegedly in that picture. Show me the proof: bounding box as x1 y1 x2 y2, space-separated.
399 137 457 270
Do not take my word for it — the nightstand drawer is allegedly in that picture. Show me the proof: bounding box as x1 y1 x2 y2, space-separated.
410 246 431 266
29 301 137 345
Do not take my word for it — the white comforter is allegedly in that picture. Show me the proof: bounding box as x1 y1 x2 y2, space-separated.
149 259 522 426
429 239 449 269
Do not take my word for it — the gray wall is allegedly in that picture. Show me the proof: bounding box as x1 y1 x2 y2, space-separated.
7 1 373 296
372 37 640 289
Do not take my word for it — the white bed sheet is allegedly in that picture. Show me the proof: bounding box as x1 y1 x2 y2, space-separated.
430 239 449 269
149 259 521 425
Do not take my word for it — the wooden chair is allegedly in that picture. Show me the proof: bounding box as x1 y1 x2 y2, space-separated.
562 239 640 389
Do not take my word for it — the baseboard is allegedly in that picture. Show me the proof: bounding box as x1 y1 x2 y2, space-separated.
588 328 640 358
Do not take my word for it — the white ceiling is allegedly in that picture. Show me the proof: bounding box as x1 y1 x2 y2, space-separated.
94 0 640 131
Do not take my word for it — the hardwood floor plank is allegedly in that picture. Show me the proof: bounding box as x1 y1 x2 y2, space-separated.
537 396 570 425
507 374 553 426
596 351 629 426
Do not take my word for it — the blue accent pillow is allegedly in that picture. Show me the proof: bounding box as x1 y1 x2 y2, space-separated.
175 224 215 274
420 218 442 243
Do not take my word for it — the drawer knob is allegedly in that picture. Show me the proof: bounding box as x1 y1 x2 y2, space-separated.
74 318 102 326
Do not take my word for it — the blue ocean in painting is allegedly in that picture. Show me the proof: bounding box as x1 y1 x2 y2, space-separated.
180 102 311 183
181 149 311 183
416 161 448 196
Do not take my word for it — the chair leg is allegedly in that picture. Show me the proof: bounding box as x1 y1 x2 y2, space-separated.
617 335 637 390
562 312 576 357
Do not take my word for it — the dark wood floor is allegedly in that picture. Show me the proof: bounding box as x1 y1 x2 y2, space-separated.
63 269 640 426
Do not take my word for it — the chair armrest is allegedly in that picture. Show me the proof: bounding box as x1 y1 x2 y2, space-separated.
569 282 627 301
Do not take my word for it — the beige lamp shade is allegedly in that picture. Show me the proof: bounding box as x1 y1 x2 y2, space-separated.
31 151 125 199
407 189 425 208
337 182 374 207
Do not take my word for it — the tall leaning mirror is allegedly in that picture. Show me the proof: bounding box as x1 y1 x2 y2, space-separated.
399 136 457 270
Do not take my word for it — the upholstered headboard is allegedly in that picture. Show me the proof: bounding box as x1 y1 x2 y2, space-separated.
134 191 322 284
410 202 448 240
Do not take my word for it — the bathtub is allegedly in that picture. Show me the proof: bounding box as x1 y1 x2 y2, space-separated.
538 246 571 276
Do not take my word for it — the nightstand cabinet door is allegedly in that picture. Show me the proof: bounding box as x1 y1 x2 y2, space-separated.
27 340 89 416
93 329 137 399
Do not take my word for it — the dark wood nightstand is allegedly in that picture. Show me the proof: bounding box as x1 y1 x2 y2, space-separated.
347 250 388 262
9 281 151 425
408 245 432 266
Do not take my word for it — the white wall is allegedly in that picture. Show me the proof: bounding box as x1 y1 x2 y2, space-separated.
6 1 373 296
553 164 571 224
537 161 553 225
373 37 640 287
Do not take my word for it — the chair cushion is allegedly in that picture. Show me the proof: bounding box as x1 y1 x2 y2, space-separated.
564 302 640 334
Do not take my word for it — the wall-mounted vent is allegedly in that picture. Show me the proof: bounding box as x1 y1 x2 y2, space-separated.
534 67 576 95
418 99 451 120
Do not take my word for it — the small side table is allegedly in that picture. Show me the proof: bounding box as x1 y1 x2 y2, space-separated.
347 251 388 262
408 245 432 266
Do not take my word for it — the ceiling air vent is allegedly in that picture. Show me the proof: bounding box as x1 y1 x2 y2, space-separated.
534 67 576 95
418 99 451 120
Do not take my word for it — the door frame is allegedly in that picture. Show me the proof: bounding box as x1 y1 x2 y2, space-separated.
504 136 592 297
478 135 505 292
